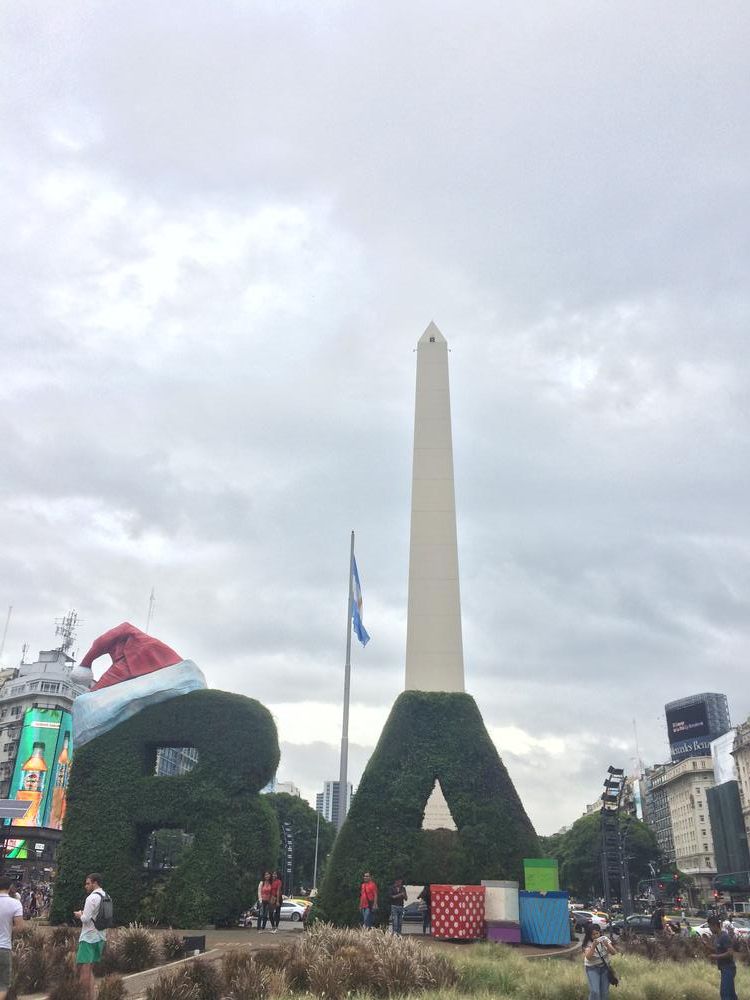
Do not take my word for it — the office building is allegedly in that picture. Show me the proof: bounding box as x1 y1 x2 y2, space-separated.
665 693 731 762
656 755 717 894
0 648 88 798
155 747 199 776
315 780 352 824
643 765 676 864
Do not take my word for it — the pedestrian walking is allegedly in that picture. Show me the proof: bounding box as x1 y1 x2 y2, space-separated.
705 915 737 1000
359 871 378 928
582 922 617 999
256 871 273 931
73 873 110 1000
418 884 431 935
269 870 283 933
0 876 23 1000
388 877 407 936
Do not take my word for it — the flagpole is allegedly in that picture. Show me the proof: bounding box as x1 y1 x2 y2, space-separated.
312 808 321 889
337 530 355 832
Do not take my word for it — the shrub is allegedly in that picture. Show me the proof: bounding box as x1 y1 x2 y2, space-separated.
316 691 540 925
145 970 202 1000
12 931 53 993
96 975 128 1000
46 952 79 1000
117 923 159 972
52 689 280 927
180 958 224 1000
224 957 272 999
50 925 79 949
161 927 187 961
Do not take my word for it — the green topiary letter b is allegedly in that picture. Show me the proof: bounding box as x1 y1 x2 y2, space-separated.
52 689 279 927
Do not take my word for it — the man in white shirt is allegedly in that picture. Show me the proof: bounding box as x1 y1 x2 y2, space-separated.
74 873 107 1000
0 876 24 1000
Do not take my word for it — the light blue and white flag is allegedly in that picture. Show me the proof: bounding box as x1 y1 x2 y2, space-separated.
351 555 370 646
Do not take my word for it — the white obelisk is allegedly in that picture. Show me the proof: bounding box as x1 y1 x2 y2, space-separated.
405 322 465 694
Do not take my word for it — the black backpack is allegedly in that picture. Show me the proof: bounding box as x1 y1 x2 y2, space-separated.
93 890 114 930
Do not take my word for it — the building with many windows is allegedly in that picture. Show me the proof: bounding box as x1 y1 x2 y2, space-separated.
665 692 731 762
0 648 88 797
731 719 750 843
643 764 676 864
315 780 353 824
155 747 199 776
656 755 717 894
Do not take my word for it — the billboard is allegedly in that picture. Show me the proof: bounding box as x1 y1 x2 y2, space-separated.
5 708 73 830
666 701 709 745
712 730 738 786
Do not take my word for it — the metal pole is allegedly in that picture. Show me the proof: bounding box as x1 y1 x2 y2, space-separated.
146 588 156 634
336 531 355 832
312 809 321 889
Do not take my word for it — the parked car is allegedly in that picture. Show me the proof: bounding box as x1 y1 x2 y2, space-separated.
279 900 309 921
609 914 654 936
695 918 750 941
571 910 609 932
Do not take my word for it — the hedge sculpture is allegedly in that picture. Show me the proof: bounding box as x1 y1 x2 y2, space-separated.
317 690 540 925
52 689 279 926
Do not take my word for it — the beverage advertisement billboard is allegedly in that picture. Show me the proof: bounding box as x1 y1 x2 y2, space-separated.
666 701 709 745
5 708 73 830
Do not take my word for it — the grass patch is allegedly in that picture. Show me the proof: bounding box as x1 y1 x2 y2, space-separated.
141 929 750 1000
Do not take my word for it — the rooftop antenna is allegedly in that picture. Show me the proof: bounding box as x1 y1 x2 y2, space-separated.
54 609 80 654
632 718 644 777
146 588 156 634
0 606 12 661
20 643 29 665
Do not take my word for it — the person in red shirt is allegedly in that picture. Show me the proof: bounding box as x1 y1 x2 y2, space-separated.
359 872 378 928
256 872 273 931
269 871 283 933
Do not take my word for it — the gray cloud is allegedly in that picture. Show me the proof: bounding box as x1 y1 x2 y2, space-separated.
2 1 749 833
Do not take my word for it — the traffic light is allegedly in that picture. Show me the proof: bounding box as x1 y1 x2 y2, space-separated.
673 873 679 881
714 891 720 899
658 882 665 891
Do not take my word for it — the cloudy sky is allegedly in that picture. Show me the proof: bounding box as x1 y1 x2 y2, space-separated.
2 2 749 834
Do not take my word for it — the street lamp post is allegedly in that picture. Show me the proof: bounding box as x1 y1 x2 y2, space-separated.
312 810 321 890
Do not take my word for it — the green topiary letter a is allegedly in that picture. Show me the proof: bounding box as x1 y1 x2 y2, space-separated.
317 690 540 925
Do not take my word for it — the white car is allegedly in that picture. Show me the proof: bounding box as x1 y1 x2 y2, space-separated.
571 909 609 931
279 900 308 922
695 919 750 941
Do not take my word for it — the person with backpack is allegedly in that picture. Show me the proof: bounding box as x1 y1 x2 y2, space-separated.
74 873 111 998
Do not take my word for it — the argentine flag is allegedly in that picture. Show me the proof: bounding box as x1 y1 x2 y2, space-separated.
351 555 371 646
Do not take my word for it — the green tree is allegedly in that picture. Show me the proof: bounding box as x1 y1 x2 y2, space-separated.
551 812 659 901
265 792 335 891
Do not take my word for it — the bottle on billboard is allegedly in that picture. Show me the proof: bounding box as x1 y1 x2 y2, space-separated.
48 732 71 830
12 741 48 826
